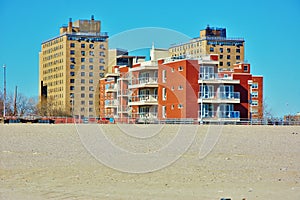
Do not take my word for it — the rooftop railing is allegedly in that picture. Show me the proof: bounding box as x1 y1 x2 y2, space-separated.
199 111 240 119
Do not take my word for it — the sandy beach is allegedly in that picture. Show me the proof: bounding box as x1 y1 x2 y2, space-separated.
0 124 300 199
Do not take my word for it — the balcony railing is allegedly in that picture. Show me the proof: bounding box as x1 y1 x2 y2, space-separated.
199 73 233 80
130 95 158 103
130 77 158 86
105 100 118 107
198 92 240 100
199 111 240 119
105 84 118 92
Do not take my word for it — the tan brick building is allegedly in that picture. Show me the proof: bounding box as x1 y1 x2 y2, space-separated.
39 16 108 118
169 26 245 72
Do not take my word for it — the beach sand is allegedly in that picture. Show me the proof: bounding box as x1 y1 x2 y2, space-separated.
0 124 300 199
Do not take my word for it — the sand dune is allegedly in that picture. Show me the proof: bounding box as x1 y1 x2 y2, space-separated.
0 124 300 199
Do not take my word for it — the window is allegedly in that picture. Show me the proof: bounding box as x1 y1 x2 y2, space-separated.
89 86 94 91
70 86 75 91
89 44 94 49
227 62 231 66
70 57 75 63
162 106 166 118
251 91 258 98
220 55 223 59
252 83 258 89
81 65 85 70
81 107 85 112
171 68 174 72
89 79 94 84
81 51 85 56
210 47 214 52
171 105 174 110
81 72 85 76
89 51 94 56
81 58 85 62
236 49 240 53
252 100 258 106
99 66 105 71
81 100 85 105
70 43 75 48
89 93 94 98
178 66 183 71
70 79 75 83
100 58 105 64
219 48 223 53
99 73 104 78
89 58 94 63
89 101 93 105
70 72 75 76
89 65 93 70
81 79 85 84
89 72 93 77
81 93 85 98
81 44 85 48
100 44 105 49
171 86 175 91
236 55 240 60
99 51 105 56
81 86 85 91
178 85 183 90
89 108 93 112
70 65 75 69
162 70 166 83
243 65 248 72
162 88 167 101
178 104 183 109
220 62 223 66
227 55 231 59
227 48 231 53
70 50 75 55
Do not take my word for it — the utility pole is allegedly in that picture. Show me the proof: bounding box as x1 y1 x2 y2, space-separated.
3 64 6 118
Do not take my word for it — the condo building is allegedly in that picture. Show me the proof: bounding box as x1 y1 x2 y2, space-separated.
39 16 108 118
99 51 263 123
169 26 245 72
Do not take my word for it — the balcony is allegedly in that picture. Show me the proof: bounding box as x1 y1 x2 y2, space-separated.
105 84 118 93
128 95 158 106
129 77 158 89
105 100 118 108
198 92 240 103
198 111 240 122
198 73 240 84
117 106 132 114
134 112 158 124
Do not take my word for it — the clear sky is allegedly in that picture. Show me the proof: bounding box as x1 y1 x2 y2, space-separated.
0 0 299 117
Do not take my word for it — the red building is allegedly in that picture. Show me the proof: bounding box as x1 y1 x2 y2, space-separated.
99 54 263 124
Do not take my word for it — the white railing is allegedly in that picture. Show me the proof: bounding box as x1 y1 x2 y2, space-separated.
130 95 158 103
105 83 117 91
198 92 240 100
199 111 240 119
130 77 158 86
199 73 233 80
105 100 118 107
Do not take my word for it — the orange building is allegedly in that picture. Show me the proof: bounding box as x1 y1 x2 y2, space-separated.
99 54 263 124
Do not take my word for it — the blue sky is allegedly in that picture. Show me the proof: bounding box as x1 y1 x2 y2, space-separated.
0 0 299 117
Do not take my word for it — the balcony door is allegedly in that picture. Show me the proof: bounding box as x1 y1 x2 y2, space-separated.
201 85 214 98
200 66 214 79
218 104 233 118
219 85 233 99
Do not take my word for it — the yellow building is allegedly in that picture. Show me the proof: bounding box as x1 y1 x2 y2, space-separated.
169 26 245 71
39 16 108 118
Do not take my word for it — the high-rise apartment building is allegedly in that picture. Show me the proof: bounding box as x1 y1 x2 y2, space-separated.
169 26 245 72
39 16 108 118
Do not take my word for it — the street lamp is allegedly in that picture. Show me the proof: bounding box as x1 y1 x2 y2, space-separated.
3 64 6 118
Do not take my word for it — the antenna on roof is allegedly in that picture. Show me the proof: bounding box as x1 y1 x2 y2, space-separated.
91 15 94 20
